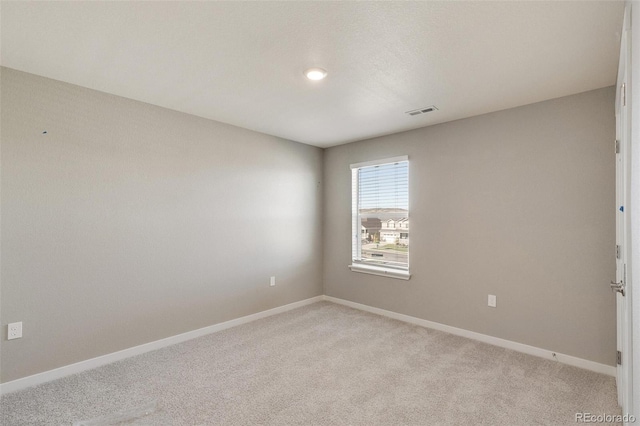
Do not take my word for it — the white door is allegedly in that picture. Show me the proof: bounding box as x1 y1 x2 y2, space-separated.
614 6 632 413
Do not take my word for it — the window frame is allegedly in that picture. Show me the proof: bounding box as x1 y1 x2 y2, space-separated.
349 156 411 280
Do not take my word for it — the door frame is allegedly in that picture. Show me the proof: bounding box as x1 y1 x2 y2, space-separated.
615 3 633 416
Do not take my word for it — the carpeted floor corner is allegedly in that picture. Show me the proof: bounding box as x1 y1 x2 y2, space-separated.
0 301 621 425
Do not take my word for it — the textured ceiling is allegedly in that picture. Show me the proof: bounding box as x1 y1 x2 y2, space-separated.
0 1 625 148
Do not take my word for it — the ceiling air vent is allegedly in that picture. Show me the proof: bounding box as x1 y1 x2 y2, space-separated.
406 106 438 116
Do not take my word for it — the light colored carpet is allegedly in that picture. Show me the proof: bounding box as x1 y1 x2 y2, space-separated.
0 301 621 425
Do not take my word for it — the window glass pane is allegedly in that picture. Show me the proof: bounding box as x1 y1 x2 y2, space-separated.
353 160 409 270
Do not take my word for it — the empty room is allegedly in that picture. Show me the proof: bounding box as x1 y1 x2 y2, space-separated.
1 1 639 425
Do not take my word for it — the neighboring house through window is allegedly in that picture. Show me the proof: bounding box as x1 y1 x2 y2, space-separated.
349 156 410 280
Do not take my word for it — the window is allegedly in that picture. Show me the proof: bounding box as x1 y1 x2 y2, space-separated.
349 156 410 280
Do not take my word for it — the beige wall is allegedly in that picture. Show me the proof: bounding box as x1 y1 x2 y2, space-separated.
323 87 617 365
0 66 617 383
0 68 324 382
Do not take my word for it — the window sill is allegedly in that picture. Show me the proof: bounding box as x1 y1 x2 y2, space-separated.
348 264 411 280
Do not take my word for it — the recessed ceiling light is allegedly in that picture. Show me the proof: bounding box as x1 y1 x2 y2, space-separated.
305 68 327 81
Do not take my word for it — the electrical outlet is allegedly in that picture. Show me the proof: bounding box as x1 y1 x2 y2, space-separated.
270 276 276 287
488 295 497 308
8 322 22 340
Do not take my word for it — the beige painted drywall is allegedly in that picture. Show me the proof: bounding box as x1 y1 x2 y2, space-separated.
323 87 617 365
0 68 324 383
0 66 617 384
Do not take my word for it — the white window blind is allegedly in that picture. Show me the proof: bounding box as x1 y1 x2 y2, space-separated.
350 156 410 279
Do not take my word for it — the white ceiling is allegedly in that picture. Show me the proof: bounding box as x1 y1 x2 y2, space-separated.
0 1 624 148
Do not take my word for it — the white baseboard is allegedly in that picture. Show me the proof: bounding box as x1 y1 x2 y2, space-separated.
0 293 614 395
322 295 616 377
0 296 324 395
